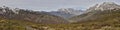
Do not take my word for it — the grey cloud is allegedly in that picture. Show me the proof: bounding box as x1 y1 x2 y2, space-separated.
0 0 120 11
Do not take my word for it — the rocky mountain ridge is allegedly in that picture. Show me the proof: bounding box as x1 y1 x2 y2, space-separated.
0 6 68 24
70 2 120 22
49 8 84 18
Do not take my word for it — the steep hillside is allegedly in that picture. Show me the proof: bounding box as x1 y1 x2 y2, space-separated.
70 2 120 22
70 8 120 22
66 2 120 30
0 6 68 24
65 9 120 30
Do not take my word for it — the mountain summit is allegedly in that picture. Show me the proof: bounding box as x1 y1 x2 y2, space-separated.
50 8 84 18
88 2 120 11
58 8 84 15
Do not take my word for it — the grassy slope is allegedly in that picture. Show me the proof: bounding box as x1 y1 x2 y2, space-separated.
0 19 120 30
0 16 50 30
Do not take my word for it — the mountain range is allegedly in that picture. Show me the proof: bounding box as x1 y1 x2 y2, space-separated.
0 2 120 23
0 2 120 30
49 8 84 18
0 6 68 24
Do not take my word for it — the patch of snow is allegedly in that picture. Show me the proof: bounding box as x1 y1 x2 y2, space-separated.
2 9 6 12
11 8 19 14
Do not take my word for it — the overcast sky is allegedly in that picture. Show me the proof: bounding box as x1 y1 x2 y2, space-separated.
0 0 120 11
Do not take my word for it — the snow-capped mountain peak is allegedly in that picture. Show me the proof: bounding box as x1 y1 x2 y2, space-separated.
58 8 83 15
50 8 84 18
0 6 21 14
88 2 120 11
58 8 75 14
